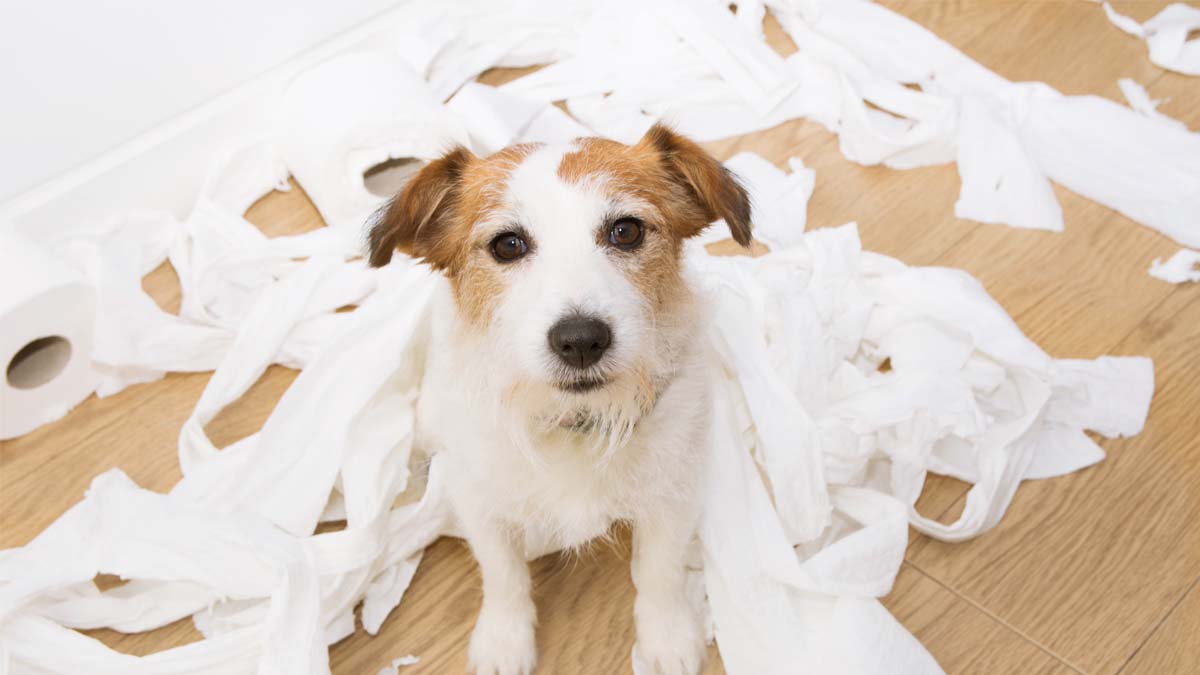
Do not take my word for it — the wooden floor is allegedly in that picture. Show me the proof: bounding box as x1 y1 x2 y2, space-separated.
3 2 1198 673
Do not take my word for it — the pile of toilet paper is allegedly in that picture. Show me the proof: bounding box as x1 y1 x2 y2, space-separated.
0 0 1183 673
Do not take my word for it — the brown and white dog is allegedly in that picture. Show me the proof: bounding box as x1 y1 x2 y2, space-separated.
367 124 751 675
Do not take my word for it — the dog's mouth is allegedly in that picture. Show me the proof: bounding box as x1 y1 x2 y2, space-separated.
555 376 608 393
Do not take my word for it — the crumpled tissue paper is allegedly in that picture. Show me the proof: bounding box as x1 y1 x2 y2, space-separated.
1099 2 1200 76
377 655 420 675
1118 78 1191 132
1149 248 1200 283
769 0 1200 245
502 0 1199 244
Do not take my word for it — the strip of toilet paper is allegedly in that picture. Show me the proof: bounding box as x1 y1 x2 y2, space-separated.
1118 78 1192 132
1149 248 1200 283
494 0 1199 246
772 0 1200 244
0 228 99 440
1099 2 1200 76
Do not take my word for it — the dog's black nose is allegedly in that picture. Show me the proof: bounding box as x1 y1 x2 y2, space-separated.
548 316 612 369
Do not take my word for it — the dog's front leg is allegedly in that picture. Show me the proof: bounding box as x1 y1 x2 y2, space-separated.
631 516 704 675
460 513 537 675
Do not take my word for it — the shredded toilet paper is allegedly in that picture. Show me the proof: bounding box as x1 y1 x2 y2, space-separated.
1149 248 1200 283
770 0 1200 244
0 1 1169 674
1118 78 1192 132
1099 2 1200 76
377 655 420 675
502 0 1200 243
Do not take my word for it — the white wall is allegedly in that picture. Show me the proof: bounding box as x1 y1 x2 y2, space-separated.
0 0 403 203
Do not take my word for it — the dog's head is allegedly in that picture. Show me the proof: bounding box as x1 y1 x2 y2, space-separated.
367 124 750 427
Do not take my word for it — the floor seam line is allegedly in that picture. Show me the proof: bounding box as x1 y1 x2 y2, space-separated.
1114 574 1200 674
903 561 1089 674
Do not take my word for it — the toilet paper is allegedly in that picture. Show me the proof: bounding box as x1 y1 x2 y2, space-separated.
276 49 471 231
0 228 99 439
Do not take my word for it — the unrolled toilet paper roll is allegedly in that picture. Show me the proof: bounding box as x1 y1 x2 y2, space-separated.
0 228 99 439
276 49 471 231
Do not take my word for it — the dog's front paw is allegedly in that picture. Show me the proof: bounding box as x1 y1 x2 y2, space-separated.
633 598 704 675
468 606 537 675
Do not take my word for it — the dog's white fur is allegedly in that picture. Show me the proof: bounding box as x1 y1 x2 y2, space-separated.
370 128 751 675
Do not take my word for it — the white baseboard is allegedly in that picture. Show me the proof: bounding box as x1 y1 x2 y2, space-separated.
0 2 417 238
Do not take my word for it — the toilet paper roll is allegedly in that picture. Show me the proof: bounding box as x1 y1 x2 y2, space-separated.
276 49 471 231
0 228 99 439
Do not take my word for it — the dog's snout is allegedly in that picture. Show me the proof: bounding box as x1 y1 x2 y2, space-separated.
548 316 612 369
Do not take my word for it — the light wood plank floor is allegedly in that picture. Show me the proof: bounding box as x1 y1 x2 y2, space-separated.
2 2 1197 673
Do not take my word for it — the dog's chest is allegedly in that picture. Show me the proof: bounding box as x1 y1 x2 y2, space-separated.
490 438 636 548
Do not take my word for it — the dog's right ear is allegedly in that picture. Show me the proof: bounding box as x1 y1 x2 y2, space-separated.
639 123 753 248
366 146 474 270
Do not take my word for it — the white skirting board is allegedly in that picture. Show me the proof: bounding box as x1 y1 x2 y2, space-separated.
0 2 416 241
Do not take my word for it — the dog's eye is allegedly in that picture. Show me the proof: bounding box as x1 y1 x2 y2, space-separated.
608 218 644 250
490 232 528 262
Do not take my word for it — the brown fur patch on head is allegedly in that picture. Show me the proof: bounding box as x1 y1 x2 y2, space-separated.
555 127 751 315
557 126 751 247
451 144 543 326
556 137 681 315
366 144 541 271
366 144 543 325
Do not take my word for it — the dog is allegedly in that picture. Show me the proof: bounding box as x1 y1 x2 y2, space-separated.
366 124 751 675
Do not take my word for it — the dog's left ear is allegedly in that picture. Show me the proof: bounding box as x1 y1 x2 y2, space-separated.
639 123 753 247
365 146 474 270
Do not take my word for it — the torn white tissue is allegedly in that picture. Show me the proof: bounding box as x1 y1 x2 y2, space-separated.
447 83 591 156
504 0 815 144
1100 2 1200 76
954 93 1062 231
411 1 589 101
1149 248 1200 283
31 139 380 397
0 469 329 675
1020 91 1200 247
771 0 1200 246
377 655 420 675
1117 78 1191 132
689 223 1152 671
519 0 1197 240
658 0 800 116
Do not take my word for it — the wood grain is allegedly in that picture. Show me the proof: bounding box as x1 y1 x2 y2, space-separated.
325 528 727 675
1120 579 1200 675
882 564 1077 675
2 2 1196 674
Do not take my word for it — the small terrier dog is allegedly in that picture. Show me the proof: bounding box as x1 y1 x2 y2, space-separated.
367 124 751 675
